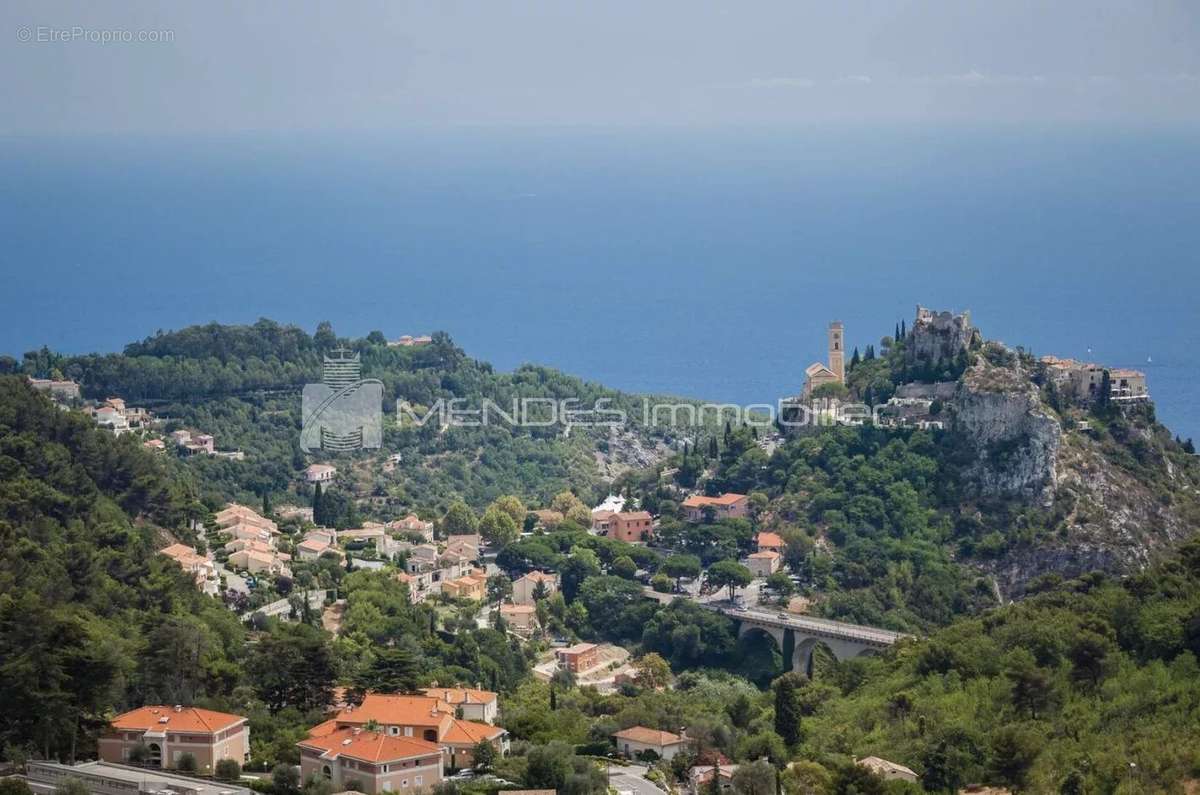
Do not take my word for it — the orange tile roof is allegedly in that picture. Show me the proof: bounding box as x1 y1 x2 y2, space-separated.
159 543 197 560
442 718 504 745
299 727 440 763
306 718 341 738
682 493 747 508
756 532 784 547
614 511 652 521
613 726 684 746
111 706 245 734
559 642 597 655
422 687 498 706
336 694 453 728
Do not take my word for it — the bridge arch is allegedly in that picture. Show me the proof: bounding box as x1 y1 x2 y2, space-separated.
730 609 903 676
735 624 789 684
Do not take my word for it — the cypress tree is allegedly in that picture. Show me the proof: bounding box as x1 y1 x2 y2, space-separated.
773 673 804 746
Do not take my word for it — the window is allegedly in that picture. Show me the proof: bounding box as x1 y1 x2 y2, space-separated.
390 727 399 736
404 727 413 737
414 776 423 786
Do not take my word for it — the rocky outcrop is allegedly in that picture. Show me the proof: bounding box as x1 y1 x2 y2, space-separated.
594 427 671 479
982 543 1132 601
951 360 1061 503
982 427 1198 598
907 306 979 372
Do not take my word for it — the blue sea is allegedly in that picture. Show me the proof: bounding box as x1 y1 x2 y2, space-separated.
2 127 1198 441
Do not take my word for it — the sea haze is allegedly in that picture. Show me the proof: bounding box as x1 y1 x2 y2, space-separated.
2 126 1198 441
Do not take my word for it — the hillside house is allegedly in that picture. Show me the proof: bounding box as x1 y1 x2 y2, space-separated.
499 603 538 635
99 706 249 772
159 543 219 596
594 510 654 543
305 463 337 483
746 550 781 578
299 727 442 795
313 693 507 771
512 570 559 605
421 687 499 724
682 493 749 522
612 726 687 761
556 642 602 673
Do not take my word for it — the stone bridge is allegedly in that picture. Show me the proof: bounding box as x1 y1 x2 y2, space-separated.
708 604 909 675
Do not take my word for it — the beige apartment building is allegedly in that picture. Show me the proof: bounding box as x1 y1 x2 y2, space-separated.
99 706 249 773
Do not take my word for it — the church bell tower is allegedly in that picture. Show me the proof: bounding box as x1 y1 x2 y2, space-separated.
828 321 845 383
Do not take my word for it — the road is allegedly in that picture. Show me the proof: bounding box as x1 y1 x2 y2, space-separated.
607 764 662 795
715 603 907 646
212 558 249 594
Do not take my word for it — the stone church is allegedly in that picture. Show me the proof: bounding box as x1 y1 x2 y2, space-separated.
802 321 845 398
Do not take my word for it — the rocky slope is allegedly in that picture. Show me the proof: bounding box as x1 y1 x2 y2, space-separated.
951 355 1062 504
945 348 1200 597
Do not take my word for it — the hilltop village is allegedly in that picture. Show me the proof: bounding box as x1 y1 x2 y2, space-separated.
3 307 1198 795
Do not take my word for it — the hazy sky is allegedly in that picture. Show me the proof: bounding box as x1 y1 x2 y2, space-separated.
3 0 1199 133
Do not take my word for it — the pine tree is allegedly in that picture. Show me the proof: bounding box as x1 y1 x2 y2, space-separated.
357 646 424 693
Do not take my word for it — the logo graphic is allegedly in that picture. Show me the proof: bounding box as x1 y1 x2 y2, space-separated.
301 350 383 452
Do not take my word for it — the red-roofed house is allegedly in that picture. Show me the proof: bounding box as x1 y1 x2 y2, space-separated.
318 693 507 771
602 511 654 544
299 727 443 794
422 687 499 724
681 493 748 522
556 643 601 673
613 726 687 761
159 544 219 596
755 532 785 554
99 705 249 772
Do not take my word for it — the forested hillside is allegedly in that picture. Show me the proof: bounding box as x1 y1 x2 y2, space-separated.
0 376 530 766
20 320 692 511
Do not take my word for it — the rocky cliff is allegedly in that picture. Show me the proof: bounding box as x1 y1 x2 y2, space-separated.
944 348 1200 598
951 356 1061 504
907 318 1200 598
